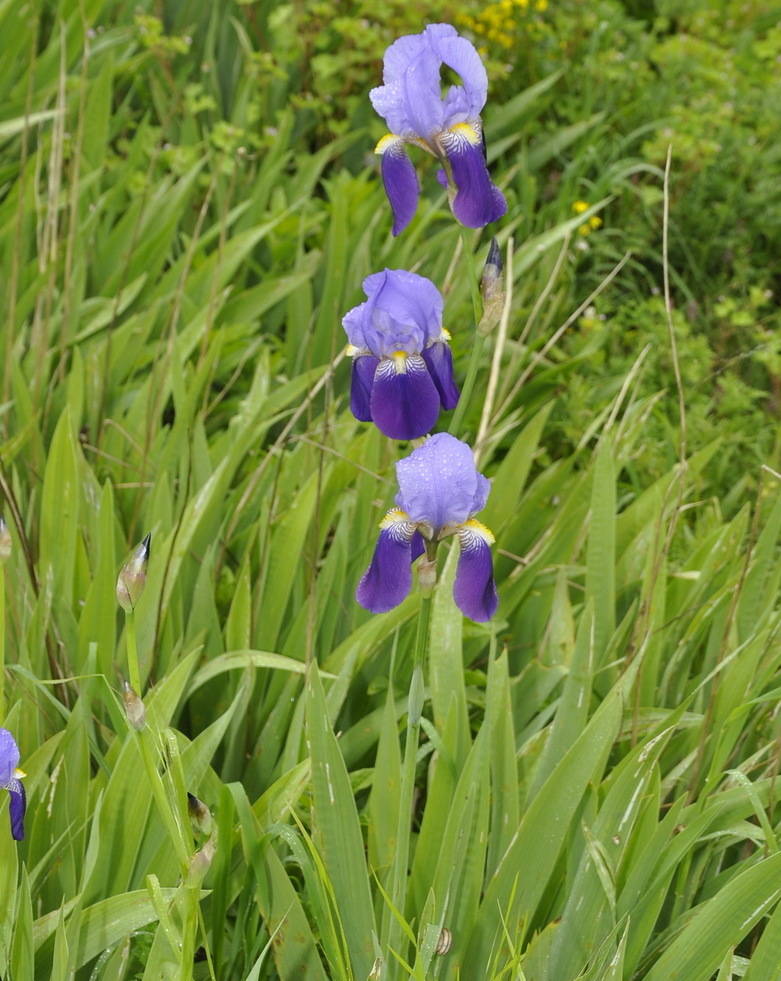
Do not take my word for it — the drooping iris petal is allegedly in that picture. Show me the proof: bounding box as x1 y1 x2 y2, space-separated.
7 778 25 841
454 520 498 622
370 355 441 440
350 355 379 422
396 433 485 530
356 510 416 613
378 140 421 237
443 127 507 229
422 340 460 410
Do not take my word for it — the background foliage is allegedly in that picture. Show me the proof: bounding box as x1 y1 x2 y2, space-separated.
1 0 780 979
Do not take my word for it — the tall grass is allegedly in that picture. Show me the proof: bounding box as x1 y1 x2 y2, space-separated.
1 2 781 979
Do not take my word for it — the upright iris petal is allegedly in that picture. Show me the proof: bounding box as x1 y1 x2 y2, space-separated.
343 269 459 440
356 434 498 622
370 24 507 235
0 727 26 841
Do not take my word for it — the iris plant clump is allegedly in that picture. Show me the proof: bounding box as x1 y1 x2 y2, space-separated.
0 727 26 841
356 433 498 622
370 23 507 235
346 22 504 624
343 268 459 440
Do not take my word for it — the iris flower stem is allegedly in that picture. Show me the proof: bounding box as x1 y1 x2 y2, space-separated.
449 226 486 435
387 593 432 976
126 608 141 697
124 609 190 872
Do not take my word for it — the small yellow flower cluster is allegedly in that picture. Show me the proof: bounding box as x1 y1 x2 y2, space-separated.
458 0 550 51
572 200 603 236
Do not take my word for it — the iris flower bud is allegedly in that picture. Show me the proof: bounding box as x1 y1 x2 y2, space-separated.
478 238 505 336
187 792 213 837
121 680 146 730
116 533 151 613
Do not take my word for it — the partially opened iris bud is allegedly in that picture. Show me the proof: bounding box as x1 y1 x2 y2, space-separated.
0 515 11 566
187 792 213 837
116 533 151 613
122 680 146 730
478 238 505 336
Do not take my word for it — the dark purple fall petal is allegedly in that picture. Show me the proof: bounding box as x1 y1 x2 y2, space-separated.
8 780 25 841
453 524 498 622
356 520 416 613
350 355 379 422
380 143 421 236
422 342 460 410
445 133 507 229
370 356 441 440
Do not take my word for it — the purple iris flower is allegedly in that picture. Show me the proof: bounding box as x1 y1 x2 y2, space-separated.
356 433 498 622
0 728 26 841
343 269 459 440
370 23 507 235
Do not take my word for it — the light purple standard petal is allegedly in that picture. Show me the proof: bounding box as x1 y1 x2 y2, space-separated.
396 433 487 531
350 355 379 422
427 27 488 125
454 522 498 622
371 34 447 137
0 728 20 785
370 355 441 440
371 26 487 138
378 140 421 236
356 511 416 613
7 778 25 841
422 340 460 410
363 269 443 353
443 129 507 229
346 269 443 358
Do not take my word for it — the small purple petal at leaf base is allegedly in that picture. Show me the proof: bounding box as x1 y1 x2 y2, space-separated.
454 521 498 621
351 355 379 422
445 129 507 229
411 530 426 563
422 341 460 410
370 356 440 440
356 515 416 613
8 779 25 841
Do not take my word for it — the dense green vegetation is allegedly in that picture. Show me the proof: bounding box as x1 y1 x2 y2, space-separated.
1 1 780 978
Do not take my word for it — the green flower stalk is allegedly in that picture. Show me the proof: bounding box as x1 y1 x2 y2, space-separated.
0 516 9 721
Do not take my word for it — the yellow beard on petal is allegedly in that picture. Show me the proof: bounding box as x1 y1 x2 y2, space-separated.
462 517 495 544
392 351 408 373
448 122 482 145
